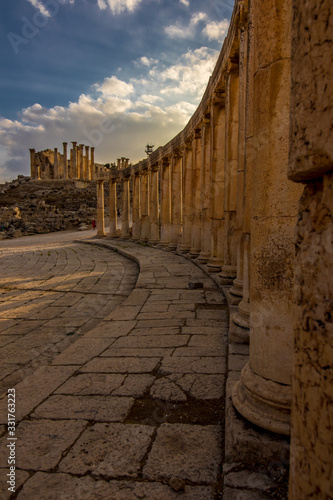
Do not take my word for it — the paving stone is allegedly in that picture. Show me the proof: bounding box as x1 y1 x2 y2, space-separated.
160 357 226 374
182 326 224 335
52 338 114 365
136 319 184 328
55 373 125 395
173 346 226 357
0 365 77 424
108 335 189 349
101 347 174 357
81 357 160 374
17 473 214 500
224 470 276 490
32 395 134 421
168 374 226 400
188 335 226 348
186 318 228 328
112 374 155 396
59 423 154 477
229 355 248 372
0 419 86 470
229 344 250 355
143 423 222 483
0 469 30 499
104 306 142 321
150 377 187 402
129 326 180 336
84 320 137 338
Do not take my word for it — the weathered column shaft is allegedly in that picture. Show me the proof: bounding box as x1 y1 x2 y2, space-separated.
70 142 77 179
207 98 226 272
198 119 211 263
121 177 130 239
109 178 118 238
90 147 95 181
178 143 193 253
220 62 240 284
232 0 303 436
160 161 171 246
85 146 90 181
132 173 141 240
140 171 150 241
288 0 333 496
29 149 37 178
169 154 182 250
96 180 106 237
189 130 202 257
63 143 68 179
149 166 160 244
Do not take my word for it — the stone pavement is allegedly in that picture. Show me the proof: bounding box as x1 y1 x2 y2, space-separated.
0 234 287 499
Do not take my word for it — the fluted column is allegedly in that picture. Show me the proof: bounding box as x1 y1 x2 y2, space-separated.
207 96 226 272
220 60 240 284
132 171 141 240
198 118 211 263
29 149 37 178
169 152 182 250
159 159 171 247
232 0 303 435
121 175 130 239
90 147 95 181
78 144 84 179
108 175 118 238
96 179 106 237
54 148 58 179
177 141 193 253
189 130 202 258
62 142 68 179
149 165 160 244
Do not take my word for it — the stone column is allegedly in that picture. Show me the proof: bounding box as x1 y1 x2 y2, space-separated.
189 129 202 258
177 141 193 253
54 148 58 179
149 165 160 244
159 159 171 247
96 179 106 237
90 147 95 181
121 175 130 239
220 60 240 284
140 169 150 241
198 118 211 263
232 0 303 435
288 0 333 496
29 149 37 178
78 144 84 179
62 142 68 179
132 172 141 240
108 175 118 238
169 153 182 250
85 146 90 181
70 142 77 179
207 96 226 272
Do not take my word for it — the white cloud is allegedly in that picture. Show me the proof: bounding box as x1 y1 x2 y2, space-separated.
26 0 50 17
140 56 158 67
101 0 143 14
97 0 107 9
202 19 229 42
0 46 219 182
180 0 190 6
165 12 208 39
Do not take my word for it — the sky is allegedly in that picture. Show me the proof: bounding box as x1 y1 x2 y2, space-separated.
0 0 234 182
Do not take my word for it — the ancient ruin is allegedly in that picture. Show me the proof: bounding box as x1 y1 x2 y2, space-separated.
94 0 333 497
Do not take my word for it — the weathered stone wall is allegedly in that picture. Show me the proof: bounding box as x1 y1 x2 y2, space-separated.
94 0 332 496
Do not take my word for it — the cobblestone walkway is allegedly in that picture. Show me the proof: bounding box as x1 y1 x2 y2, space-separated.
0 234 228 499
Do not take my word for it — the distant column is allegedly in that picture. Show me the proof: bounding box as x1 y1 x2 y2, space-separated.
132 171 141 240
189 129 202 258
121 175 130 239
177 141 193 253
169 153 182 250
78 144 84 179
198 118 211 263
63 142 68 179
54 148 58 179
70 142 77 179
96 179 106 237
140 169 150 242
109 175 118 238
29 149 37 178
149 165 160 244
159 159 171 247
85 146 90 180
90 147 95 180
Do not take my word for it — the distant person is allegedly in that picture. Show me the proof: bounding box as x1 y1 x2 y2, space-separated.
92 219 96 230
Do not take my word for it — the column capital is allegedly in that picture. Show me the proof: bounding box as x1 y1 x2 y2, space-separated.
226 58 239 75
71 141 77 147
29 148 35 153
63 142 67 146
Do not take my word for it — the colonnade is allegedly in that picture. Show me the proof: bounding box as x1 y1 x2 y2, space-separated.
29 142 106 181
96 0 332 497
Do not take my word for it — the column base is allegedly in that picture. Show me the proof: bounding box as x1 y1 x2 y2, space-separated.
206 258 223 273
148 239 160 246
197 251 210 263
219 265 237 285
158 241 171 248
230 299 250 343
230 277 244 298
232 363 291 436
108 232 119 239
97 232 106 237
177 244 191 254
189 248 201 259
